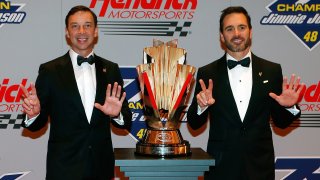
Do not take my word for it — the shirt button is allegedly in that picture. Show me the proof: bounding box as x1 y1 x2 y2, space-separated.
240 127 246 135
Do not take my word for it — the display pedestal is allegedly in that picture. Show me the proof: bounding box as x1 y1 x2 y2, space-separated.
114 148 215 180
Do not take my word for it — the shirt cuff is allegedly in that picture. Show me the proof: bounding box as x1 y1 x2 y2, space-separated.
197 105 208 115
286 105 300 116
112 112 124 125
24 113 40 127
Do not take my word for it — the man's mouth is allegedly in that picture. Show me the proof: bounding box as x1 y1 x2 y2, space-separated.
232 37 243 45
77 37 88 43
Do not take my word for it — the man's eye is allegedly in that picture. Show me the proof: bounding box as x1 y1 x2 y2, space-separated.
71 25 79 29
239 26 247 30
226 28 233 32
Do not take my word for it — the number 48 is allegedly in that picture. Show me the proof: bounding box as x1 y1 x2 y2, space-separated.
304 31 318 42
136 129 147 139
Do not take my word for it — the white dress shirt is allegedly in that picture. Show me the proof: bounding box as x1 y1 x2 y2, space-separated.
197 51 299 120
70 49 96 122
226 52 252 121
24 49 124 126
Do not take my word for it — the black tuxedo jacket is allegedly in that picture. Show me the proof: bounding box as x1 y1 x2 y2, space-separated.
187 54 300 180
22 53 132 180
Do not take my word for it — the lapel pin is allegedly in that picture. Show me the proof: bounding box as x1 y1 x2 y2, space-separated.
259 72 262 76
103 68 106 73
263 80 268 83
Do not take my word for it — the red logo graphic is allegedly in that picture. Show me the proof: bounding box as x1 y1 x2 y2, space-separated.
90 0 197 17
89 0 198 37
298 81 320 112
299 81 320 103
0 78 31 113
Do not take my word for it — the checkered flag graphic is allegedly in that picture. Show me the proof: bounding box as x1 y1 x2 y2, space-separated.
0 114 24 129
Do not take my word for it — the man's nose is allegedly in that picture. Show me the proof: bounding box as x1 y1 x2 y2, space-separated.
234 29 240 36
79 26 85 34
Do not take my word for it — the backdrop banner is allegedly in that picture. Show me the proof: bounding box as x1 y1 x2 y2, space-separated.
0 0 319 179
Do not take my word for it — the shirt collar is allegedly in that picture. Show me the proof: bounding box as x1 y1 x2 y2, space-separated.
69 49 94 67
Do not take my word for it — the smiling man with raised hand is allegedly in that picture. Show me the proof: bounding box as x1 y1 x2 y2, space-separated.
187 6 304 180
20 5 132 180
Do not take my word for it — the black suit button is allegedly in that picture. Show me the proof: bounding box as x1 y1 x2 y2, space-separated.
240 127 246 135
88 145 92 149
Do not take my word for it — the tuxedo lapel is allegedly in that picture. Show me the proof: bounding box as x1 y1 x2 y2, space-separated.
243 54 265 124
57 54 88 123
216 58 242 123
57 55 110 125
91 56 110 125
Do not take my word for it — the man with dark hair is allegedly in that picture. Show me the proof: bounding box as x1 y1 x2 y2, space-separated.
20 5 132 180
187 6 303 180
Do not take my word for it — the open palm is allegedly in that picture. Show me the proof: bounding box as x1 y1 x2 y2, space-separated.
269 74 304 107
95 82 126 117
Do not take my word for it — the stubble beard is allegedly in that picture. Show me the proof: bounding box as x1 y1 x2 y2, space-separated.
225 36 251 53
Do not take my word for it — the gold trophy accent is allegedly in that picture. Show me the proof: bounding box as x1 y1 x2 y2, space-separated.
136 39 196 157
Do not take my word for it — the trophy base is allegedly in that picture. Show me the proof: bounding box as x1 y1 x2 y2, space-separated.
135 128 191 157
136 141 191 157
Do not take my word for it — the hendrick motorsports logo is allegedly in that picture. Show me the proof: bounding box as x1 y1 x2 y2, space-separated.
89 0 197 37
261 0 320 51
0 0 26 28
0 78 30 129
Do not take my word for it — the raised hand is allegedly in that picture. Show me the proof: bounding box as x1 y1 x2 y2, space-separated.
196 79 215 109
94 82 126 117
20 83 41 118
269 74 304 107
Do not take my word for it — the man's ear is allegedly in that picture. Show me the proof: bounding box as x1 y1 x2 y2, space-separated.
220 33 225 43
65 28 70 38
94 27 98 38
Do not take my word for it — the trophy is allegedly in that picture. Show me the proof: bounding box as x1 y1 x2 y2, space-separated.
135 39 196 157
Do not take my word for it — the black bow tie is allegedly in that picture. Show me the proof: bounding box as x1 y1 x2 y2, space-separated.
227 57 250 69
77 55 95 66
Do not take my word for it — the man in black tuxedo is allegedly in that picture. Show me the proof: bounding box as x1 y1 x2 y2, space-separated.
187 6 304 180
20 5 132 180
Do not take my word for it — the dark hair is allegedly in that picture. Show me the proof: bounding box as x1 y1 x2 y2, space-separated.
65 5 97 27
219 6 252 32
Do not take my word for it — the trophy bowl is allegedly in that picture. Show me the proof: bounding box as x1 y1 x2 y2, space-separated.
135 39 196 157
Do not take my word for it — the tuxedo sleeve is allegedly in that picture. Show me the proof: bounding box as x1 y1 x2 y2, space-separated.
269 64 301 129
110 64 132 132
21 64 51 131
187 67 210 130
